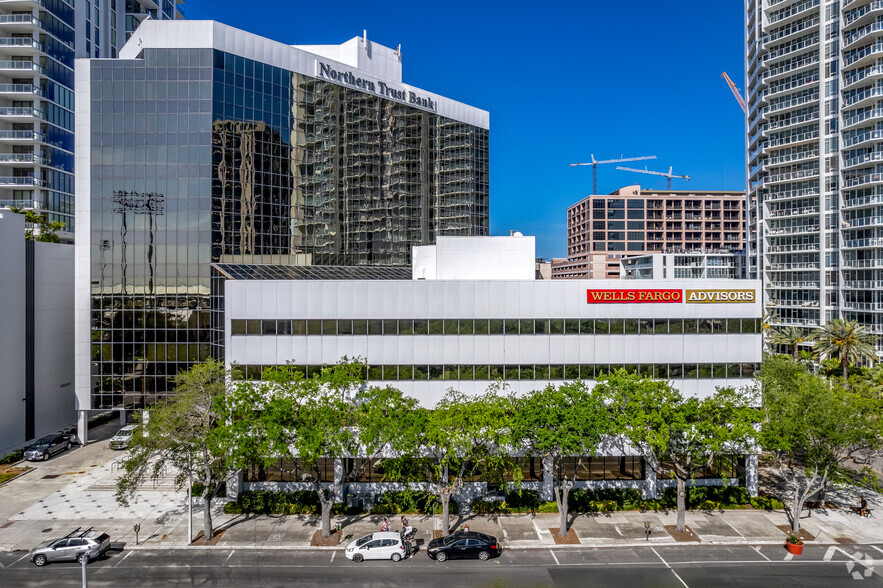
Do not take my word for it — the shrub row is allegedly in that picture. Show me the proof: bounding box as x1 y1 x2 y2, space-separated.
223 487 785 516
223 490 459 516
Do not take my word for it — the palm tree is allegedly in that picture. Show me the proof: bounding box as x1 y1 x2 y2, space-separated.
768 326 805 360
811 319 879 380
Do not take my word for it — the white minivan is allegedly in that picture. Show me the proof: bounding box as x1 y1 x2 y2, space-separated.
344 531 405 563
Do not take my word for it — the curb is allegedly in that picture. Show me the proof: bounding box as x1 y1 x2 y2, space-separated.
0 466 35 488
108 538 879 551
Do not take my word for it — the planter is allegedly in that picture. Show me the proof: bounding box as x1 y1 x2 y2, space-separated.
785 541 804 555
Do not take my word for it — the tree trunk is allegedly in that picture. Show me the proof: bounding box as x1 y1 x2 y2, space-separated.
320 496 333 538
318 484 335 538
203 496 213 543
791 495 804 535
555 483 571 538
675 474 687 533
792 345 798 361
843 358 849 381
441 489 451 537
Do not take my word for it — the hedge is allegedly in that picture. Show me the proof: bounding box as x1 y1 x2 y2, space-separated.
223 490 458 516
222 486 783 515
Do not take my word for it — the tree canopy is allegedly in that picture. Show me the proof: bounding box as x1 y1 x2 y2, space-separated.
597 369 757 532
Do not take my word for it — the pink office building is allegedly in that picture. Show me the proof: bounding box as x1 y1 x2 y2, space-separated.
553 185 746 280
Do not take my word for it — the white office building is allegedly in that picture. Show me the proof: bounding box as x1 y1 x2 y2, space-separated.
218 235 761 500
746 0 883 341
220 235 762 404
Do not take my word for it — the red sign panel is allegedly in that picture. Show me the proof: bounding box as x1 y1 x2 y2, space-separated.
586 289 683 303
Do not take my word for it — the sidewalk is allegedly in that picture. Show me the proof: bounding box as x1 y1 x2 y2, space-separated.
2 505 881 552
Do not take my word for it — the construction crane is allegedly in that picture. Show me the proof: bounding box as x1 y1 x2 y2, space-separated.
570 154 657 194
721 72 747 114
616 166 690 190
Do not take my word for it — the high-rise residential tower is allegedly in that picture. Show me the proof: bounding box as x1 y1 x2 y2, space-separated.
746 0 883 336
73 21 490 429
0 0 182 236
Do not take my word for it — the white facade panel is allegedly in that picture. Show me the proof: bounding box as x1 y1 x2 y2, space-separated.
225 278 762 404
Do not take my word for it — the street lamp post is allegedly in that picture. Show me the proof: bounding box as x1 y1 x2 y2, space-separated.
81 551 88 588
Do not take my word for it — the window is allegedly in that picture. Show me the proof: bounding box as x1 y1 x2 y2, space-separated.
504 320 519 334
444 320 458 335
231 319 246 335
292 320 306 335
382 320 396 335
473 319 488 334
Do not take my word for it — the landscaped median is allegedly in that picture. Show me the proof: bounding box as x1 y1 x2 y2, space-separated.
222 487 784 516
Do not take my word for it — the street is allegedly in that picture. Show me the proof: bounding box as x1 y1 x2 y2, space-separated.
1 543 881 587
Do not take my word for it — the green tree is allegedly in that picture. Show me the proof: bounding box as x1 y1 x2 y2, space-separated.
768 326 805 360
395 388 515 537
115 360 234 543
221 360 417 538
812 319 878 380
597 369 758 533
9 206 65 242
512 381 608 538
757 356 883 534
513 381 609 537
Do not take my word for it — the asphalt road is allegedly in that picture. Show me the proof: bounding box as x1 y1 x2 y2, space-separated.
1 544 881 587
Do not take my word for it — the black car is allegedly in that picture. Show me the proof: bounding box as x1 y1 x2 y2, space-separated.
426 531 502 562
23 434 71 462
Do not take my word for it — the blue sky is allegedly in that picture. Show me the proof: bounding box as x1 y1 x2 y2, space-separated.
185 1 746 258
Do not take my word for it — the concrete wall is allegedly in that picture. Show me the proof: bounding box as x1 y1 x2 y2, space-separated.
32 241 75 439
0 212 26 455
0 212 75 455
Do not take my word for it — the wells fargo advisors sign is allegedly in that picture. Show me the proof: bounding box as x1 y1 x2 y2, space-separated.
685 289 756 303
586 289 683 303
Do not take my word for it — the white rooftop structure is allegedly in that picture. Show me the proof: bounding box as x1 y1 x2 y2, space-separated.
120 20 489 129
412 235 536 281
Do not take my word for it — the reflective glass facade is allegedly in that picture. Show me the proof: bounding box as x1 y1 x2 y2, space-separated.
86 47 490 409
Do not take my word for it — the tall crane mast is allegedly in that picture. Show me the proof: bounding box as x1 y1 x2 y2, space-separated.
570 154 657 194
616 166 690 191
721 72 747 114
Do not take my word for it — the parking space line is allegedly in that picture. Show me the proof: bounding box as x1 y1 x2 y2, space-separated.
720 517 746 539
549 549 559 565
114 550 134 567
872 546 883 556
650 547 689 588
330 551 335 563
752 546 770 561
225 550 234 562
9 553 29 567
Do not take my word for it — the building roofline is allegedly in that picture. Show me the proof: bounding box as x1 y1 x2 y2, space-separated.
117 20 489 129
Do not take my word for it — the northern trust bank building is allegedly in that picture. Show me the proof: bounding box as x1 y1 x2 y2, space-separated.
74 21 489 434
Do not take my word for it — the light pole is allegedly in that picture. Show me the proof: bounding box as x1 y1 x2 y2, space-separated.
81 551 88 588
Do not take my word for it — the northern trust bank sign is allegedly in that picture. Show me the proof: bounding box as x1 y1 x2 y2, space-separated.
316 62 438 111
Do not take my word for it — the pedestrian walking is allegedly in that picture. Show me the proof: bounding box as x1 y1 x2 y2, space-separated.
381 517 389 532
401 515 408 531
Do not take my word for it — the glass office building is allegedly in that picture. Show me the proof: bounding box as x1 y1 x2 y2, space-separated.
74 21 490 412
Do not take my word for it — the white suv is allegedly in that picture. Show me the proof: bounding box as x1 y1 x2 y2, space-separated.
344 531 405 563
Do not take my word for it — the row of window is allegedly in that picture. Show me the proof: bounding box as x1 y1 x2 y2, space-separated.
231 318 762 337
232 363 760 382
244 456 738 483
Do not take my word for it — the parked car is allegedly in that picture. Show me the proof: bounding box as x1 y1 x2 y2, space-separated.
427 531 502 562
23 434 71 461
29 529 111 566
109 425 137 450
344 531 406 563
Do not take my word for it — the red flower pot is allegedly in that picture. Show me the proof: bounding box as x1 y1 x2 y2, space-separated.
785 541 804 555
